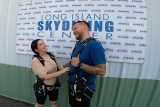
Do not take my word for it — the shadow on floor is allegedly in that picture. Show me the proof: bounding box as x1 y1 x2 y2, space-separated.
0 95 34 107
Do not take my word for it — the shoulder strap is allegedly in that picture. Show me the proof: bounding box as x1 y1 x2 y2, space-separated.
32 55 44 81
33 52 59 71
47 52 60 71
32 53 60 81
72 38 96 57
78 38 95 55
70 38 96 76
47 52 55 60
33 54 44 66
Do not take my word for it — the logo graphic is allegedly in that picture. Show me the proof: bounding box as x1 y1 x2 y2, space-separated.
16 0 147 63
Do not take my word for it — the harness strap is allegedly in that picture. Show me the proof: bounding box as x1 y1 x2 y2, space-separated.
33 52 59 70
71 37 95 58
33 52 60 82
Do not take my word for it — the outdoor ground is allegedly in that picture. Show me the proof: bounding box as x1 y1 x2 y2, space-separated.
0 96 33 107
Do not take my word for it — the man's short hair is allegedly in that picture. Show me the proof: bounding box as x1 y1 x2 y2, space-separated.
73 21 90 29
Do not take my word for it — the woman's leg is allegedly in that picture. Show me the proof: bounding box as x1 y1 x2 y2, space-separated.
48 88 59 107
50 101 57 107
34 103 43 107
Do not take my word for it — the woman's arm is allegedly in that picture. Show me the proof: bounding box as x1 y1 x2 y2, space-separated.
43 67 68 80
32 57 68 80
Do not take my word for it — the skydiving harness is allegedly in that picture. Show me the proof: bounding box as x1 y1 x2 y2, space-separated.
69 37 96 101
32 52 61 95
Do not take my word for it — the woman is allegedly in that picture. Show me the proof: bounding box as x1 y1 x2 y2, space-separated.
31 39 68 107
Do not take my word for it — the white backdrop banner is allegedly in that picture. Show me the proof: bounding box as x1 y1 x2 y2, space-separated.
16 0 147 63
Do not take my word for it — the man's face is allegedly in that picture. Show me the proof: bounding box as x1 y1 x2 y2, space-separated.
72 23 83 40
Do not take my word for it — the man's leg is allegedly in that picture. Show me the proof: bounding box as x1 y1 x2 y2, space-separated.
69 84 78 107
81 95 91 107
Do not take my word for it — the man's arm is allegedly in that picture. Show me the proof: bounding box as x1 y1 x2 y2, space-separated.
71 55 106 76
80 63 106 76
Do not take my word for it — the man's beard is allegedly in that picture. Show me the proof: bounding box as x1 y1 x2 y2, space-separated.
76 34 82 41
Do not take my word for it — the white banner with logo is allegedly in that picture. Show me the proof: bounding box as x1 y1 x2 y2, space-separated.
16 0 147 63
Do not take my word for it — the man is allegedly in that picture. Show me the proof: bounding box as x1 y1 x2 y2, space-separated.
68 21 106 107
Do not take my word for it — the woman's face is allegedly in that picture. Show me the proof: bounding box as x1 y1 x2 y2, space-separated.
36 39 48 53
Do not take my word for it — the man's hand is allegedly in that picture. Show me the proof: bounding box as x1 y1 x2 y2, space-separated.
71 54 80 67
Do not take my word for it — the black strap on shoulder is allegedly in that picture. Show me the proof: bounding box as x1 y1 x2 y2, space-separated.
33 52 59 71
70 38 96 79
72 37 96 57
33 54 44 66
32 52 60 81
47 52 55 60
78 38 95 55
47 52 60 71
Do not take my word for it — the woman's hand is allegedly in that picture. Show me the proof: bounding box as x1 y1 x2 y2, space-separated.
63 67 69 72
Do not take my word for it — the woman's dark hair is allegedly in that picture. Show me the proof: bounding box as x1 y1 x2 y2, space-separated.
31 39 41 54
